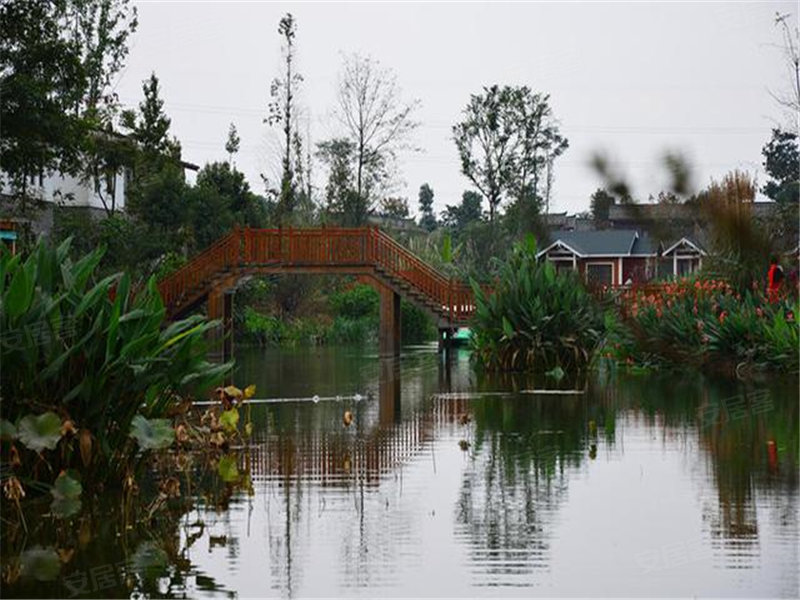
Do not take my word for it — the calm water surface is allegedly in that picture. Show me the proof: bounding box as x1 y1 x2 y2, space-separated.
3 345 798 598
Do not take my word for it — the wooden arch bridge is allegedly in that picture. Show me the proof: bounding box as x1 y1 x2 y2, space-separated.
157 227 478 360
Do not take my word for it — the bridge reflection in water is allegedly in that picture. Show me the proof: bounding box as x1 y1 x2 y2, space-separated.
247 353 475 487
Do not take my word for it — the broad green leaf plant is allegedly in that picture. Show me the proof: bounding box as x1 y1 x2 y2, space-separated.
0 239 231 487
470 234 604 372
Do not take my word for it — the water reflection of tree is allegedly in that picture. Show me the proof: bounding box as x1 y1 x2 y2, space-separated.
454 393 591 583
0 495 236 599
595 372 798 559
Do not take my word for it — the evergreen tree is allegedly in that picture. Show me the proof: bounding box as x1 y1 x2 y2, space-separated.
418 183 437 231
225 122 240 166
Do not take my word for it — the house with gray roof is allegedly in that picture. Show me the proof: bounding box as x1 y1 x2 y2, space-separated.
537 229 705 286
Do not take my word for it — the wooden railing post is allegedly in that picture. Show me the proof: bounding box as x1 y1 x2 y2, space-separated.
448 279 454 324
243 227 250 266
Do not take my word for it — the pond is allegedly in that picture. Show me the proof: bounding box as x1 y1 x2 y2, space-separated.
2 345 798 598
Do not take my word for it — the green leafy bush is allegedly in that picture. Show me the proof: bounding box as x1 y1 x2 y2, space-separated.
470 235 604 371
606 278 799 372
241 282 435 347
328 316 375 344
329 284 379 319
242 307 287 345
0 239 230 484
401 300 436 343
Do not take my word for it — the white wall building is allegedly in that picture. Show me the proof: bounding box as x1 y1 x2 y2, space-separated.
1 169 127 214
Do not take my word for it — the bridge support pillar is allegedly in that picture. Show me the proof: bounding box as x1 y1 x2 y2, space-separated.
379 285 401 357
379 357 401 425
208 288 234 365
438 328 455 353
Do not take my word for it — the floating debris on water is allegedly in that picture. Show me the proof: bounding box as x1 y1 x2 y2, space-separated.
520 389 585 395
194 394 369 406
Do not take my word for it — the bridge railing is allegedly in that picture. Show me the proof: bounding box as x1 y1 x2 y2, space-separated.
370 229 482 323
158 231 240 311
243 227 372 266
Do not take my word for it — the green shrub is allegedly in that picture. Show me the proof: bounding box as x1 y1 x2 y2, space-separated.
0 239 230 484
241 282 435 347
329 284 379 319
328 316 376 345
242 306 287 345
470 235 604 372
401 300 436 343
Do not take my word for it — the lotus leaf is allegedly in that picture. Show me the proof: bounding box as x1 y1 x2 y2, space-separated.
130 415 175 451
17 413 62 452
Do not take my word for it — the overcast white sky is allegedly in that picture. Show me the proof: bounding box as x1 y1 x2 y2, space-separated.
115 1 796 217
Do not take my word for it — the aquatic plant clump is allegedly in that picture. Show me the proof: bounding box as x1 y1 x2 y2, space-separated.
0 239 232 487
470 235 605 372
606 278 799 372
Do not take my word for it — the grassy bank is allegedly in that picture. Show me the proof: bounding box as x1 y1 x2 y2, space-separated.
236 280 437 347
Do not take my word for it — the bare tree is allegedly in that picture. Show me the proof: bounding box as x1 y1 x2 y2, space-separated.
769 12 800 130
266 13 303 224
334 54 419 210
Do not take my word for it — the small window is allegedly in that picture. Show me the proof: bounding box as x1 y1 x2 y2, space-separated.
555 261 574 275
586 263 613 286
677 257 696 276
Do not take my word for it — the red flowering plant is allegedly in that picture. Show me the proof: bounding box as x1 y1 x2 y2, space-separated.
604 276 798 373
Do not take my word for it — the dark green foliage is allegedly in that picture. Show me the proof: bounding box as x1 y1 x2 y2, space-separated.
470 235 604 372
316 138 379 226
188 159 272 251
590 188 616 223
242 307 287 346
241 282 435 346
442 191 483 232
197 162 264 221
0 1 86 200
457 221 511 282
380 197 410 219
452 85 567 222
225 122 240 164
317 138 355 219
184 184 234 251
0 239 230 482
121 72 180 166
418 183 437 231
0 0 137 207
330 284 379 319
762 129 799 205
401 300 436 343
52 209 169 280
127 162 188 235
